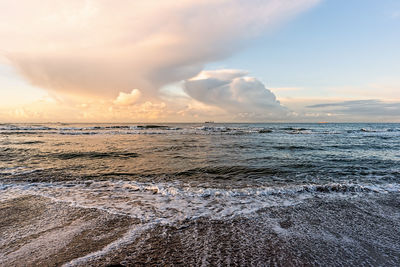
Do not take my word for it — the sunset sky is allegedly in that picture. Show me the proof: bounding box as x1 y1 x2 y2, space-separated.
0 0 399 122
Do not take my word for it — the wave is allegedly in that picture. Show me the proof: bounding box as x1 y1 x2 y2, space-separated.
272 145 322 151
1 180 398 223
15 140 45 145
280 127 309 131
142 182 399 197
49 151 139 160
177 166 286 178
258 129 273 133
0 125 56 131
59 131 102 135
1 180 398 200
0 131 55 135
132 125 170 129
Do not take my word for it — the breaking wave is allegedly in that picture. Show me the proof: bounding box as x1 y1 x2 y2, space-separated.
1 180 398 224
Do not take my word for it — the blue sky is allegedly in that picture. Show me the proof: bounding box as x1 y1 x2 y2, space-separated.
209 0 400 96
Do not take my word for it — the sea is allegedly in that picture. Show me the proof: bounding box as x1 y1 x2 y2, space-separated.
1 123 400 266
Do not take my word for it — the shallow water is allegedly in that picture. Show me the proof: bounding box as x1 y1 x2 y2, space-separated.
1 123 400 265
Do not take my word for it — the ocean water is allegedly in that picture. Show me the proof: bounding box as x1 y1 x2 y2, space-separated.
1 123 400 266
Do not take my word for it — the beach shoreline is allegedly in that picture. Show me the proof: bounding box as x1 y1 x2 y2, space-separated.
2 192 399 266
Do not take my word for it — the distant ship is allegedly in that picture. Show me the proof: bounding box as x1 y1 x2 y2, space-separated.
204 121 215 124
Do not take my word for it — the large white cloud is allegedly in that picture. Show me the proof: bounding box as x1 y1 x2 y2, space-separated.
184 69 288 118
0 0 319 98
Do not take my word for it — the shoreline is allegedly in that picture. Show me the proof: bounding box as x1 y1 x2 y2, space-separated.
2 192 399 266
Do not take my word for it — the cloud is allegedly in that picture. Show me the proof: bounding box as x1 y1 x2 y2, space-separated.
183 69 288 119
113 89 141 106
307 99 400 116
0 0 319 98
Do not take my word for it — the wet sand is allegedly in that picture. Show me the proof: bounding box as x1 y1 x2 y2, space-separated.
81 193 400 266
0 195 135 267
2 193 399 266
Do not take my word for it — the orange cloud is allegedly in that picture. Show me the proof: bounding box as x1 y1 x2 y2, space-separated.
1 0 319 98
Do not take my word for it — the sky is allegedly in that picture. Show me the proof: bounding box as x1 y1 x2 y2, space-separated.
0 0 399 123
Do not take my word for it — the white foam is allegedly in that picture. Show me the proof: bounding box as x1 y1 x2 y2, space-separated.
1 180 398 225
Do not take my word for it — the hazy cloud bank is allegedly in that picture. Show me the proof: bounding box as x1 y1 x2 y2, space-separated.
307 99 400 117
